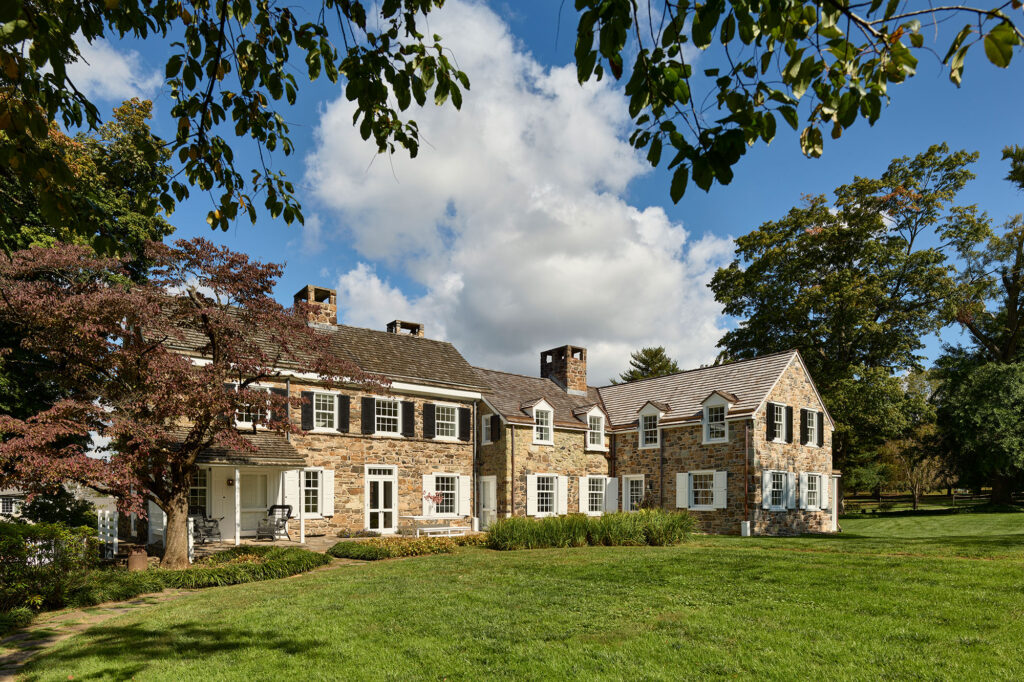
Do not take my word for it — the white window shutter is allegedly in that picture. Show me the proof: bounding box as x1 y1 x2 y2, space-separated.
526 474 538 517
786 472 797 509
798 472 808 509
820 474 830 510
283 469 300 516
579 477 588 513
713 470 728 509
458 475 471 516
322 469 335 517
422 474 434 516
761 470 771 510
676 472 689 509
557 476 569 515
604 477 618 513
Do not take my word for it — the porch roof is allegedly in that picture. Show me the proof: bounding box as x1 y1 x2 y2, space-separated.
167 428 305 467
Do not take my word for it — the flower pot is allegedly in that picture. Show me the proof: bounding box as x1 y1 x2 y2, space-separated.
127 549 148 571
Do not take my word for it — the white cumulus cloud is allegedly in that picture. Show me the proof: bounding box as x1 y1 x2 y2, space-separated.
66 37 162 102
305 0 733 384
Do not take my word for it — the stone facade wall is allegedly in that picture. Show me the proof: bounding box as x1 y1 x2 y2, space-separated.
508 425 611 516
279 380 475 535
477 415 511 517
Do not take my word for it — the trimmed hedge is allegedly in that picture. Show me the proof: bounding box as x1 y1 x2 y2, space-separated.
487 511 694 551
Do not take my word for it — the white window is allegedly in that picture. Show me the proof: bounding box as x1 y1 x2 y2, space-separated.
434 474 457 515
536 475 556 514
806 473 819 509
534 408 553 444
189 469 208 513
587 477 605 514
0 497 17 515
236 386 270 426
641 414 659 448
375 399 400 435
435 405 457 438
772 403 785 442
704 405 727 443
304 470 321 515
770 471 785 509
805 410 818 446
625 476 645 511
587 415 604 449
314 393 336 430
691 472 714 508
481 414 492 443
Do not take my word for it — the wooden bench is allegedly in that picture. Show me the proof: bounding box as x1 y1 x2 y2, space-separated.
416 526 470 537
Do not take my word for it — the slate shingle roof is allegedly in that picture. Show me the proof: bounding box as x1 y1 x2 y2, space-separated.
597 350 798 428
166 427 305 467
474 367 604 428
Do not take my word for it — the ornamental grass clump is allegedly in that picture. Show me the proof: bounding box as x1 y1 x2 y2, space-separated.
487 510 693 551
160 546 331 589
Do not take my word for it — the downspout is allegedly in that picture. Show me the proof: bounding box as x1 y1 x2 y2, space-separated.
659 426 665 509
285 376 291 442
744 421 750 521
472 400 478 526
509 423 516 516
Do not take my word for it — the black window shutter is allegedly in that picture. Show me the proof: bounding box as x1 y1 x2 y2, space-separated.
490 414 502 441
401 401 416 437
423 403 436 439
270 387 288 424
338 395 350 433
766 403 776 441
458 407 471 442
799 409 808 445
817 411 825 447
361 397 376 434
300 391 314 430
785 406 794 443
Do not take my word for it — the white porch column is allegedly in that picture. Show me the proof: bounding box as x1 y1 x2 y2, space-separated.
298 468 305 544
234 467 241 546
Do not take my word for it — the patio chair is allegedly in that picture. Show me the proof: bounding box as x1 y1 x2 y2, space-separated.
189 506 223 544
256 504 292 541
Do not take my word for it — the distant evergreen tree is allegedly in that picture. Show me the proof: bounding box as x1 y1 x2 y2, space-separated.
612 347 681 384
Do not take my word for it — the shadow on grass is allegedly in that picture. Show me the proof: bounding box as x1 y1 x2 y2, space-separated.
746 532 1024 560
840 503 1024 519
19 622 325 681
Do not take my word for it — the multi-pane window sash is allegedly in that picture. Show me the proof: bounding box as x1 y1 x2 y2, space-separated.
773 404 785 441
691 473 714 507
375 399 400 434
482 416 491 443
641 415 659 446
189 469 208 513
435 475 457 514
0 497 15 514
534 410 552 443
806 411 818 446
588 416 603 447
587 477 605 513
627 478 644 511
436 406 457 438
304 470 320 514
236 387 270 425
536 475 555 513
314 393 336 429
706 405 726 440
806 474 819 508
770 471 785 508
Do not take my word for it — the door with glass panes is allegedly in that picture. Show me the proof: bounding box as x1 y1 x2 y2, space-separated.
365 466 396 533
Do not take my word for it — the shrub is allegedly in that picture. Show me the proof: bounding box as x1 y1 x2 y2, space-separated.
64 568 167 608
0 522 99 612
487 511 693 551
452 533 489 547
327 536 458 560
159 546 331 588
336 529 381 539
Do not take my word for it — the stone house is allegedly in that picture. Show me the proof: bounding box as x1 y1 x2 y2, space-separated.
156 283 836 540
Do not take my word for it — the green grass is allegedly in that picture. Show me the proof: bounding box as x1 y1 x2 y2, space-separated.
18 512 1024 680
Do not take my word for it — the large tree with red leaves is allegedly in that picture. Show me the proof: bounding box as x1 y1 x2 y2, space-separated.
0 238 382 568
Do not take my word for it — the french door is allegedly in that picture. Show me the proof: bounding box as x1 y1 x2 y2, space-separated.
365 466 397 534
479 476 497 529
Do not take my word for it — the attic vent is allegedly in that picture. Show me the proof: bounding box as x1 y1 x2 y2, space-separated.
386 320 425 337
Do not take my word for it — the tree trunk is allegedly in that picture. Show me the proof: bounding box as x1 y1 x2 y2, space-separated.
161 493 191 569
990 474 1015 506
912 487 920 511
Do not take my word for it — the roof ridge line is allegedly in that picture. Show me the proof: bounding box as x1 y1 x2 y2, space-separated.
596 349 798 390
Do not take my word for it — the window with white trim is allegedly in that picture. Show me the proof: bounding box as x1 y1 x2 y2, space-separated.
587 415 604 448
772 403 785 442
806 410 818 446
375 399 400 435
625 476 644 511
436 405 457 438
691 472 714 508
434 474 457 515
704 405 726 442
0 497 17 515
534 408 553 444
304 470 321 515
189 469 208 513
587 477 605 514
481 414 492 443
314 393 336 430
770 471 785 509
236 386 270 426
641 414 659 447
806 473 820 509
536 475 556 514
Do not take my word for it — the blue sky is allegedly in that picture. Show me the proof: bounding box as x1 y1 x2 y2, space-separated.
79 1 1023 383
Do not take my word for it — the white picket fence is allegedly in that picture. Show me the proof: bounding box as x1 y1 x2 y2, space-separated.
97 509 118 559
188 516 195 563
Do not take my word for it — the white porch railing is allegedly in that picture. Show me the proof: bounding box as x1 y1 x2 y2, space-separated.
97 509 118 559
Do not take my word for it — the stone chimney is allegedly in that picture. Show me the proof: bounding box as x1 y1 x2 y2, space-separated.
386 320 425 337
540 345 587 395
294 285 337 326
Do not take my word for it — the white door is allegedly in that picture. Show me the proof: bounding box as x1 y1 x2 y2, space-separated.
479 476 497 529
365 466 397 534
240 473 268 533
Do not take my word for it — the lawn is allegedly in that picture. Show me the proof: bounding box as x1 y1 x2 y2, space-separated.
20 512 1024 681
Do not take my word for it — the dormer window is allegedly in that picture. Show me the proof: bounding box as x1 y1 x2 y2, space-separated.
534 406 553 444
234 386 271 427
641 414 659 448
587 415 604 448
703 404 727 444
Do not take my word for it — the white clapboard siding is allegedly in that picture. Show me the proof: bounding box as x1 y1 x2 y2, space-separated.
525 474 538 517
798 472 808 509
283 470 300 517
676 473 689 509
322 469 335 517
422 474 435 516
604 477 618 513
713 470 728 509
458 475 471 516
557 476 568 516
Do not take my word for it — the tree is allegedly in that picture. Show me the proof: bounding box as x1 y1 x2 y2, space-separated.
612 346 682 383
709 144 990 488
573 1 1022 201
1005 144 1024 190
877 370 944 510
0 238 383 568
1 0 468 237
17 486 98 528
